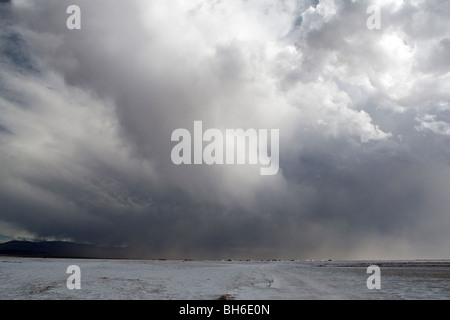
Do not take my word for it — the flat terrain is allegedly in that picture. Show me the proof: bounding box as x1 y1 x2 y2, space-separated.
1 258 449 300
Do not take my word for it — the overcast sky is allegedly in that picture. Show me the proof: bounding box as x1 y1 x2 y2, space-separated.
1 0 450 259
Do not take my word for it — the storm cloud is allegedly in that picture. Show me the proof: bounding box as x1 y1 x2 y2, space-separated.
1 0 450 259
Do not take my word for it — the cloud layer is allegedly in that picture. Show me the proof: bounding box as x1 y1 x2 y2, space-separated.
1 0 450 259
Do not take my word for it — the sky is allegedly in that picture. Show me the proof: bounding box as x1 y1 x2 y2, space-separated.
0 0 450 260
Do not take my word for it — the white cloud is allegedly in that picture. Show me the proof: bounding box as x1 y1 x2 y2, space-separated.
415 114 450 136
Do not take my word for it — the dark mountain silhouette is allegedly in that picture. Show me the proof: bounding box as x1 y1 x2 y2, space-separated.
0 240 131 259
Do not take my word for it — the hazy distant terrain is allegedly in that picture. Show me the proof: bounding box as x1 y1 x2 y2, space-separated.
1 257 449 300
0 241 130 259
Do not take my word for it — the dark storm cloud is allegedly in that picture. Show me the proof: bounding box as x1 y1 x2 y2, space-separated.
1 0 450 259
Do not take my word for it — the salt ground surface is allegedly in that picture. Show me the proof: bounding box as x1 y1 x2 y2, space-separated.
1 258 449 300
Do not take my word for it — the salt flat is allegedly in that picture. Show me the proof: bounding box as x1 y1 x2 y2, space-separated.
0 258 449 300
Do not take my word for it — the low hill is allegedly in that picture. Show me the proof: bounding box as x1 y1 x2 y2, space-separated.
0 240 129 259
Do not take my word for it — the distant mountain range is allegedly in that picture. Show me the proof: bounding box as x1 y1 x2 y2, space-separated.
0 240 131 259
